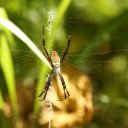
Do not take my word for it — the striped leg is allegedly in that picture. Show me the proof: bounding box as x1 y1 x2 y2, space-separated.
37 72 53 101
58 72 70 100
42 26 53 66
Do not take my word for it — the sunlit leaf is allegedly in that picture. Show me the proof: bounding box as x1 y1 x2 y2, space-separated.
0 17 51 68
0 91 4 110
0 8 14 45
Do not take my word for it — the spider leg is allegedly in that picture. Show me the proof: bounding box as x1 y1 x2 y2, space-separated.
42 25 53 66
42 51 48 60
37 72 53 101
61 35 70 62
58 72 70 100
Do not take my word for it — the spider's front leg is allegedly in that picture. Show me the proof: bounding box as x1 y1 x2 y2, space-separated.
58 72 70 100
42 26 53 67
42 26 50 59
37 71 53 101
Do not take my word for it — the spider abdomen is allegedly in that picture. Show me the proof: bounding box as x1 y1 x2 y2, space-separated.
53 66 61 75
50 51 60 67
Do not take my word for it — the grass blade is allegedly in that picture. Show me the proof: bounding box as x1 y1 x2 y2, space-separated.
0 17 51 68
0 30 18 126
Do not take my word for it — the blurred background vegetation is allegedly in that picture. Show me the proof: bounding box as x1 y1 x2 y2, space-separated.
0 0 128 128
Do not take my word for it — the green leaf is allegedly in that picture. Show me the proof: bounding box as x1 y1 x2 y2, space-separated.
0 17 51 69
0 90 4 109
0 7 19 127
0 8 14 46
0 32 18 122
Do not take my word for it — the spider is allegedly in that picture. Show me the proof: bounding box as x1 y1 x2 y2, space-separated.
36 26 70 101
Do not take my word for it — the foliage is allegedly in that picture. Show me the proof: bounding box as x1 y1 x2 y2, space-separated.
0 0 128 128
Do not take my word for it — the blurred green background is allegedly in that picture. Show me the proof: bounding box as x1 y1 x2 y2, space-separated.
0 0 128 128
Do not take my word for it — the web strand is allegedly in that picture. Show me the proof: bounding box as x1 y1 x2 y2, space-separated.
45 87 54 128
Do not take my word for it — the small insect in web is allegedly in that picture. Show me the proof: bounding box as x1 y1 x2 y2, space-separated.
35 26 70 101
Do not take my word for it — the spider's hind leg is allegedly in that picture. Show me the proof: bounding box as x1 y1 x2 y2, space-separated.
58 72 70 100
39 88 49 101
37 72 53 101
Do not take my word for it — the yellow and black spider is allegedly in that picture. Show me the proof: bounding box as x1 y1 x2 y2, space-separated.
36 26 70 101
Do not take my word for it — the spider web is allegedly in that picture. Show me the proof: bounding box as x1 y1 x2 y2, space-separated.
0 13 128 128
0 33 127 90
0 19 128 90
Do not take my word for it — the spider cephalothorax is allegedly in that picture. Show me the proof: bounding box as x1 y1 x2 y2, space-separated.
35 26 70 101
